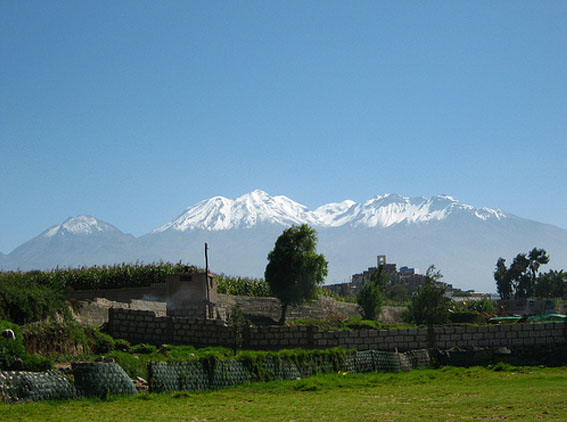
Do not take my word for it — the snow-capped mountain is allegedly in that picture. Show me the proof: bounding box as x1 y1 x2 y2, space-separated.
42 216 123 238
7 216 135 270
155 190 319 232
332 194 507 228
2 191 566 293
155 190 507 231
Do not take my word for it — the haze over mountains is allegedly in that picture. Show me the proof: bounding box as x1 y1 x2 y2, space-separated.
2 190 567 293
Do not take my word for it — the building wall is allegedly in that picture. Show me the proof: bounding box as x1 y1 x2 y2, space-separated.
106 308 567 352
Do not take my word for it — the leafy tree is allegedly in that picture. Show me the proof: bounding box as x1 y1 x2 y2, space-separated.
494 257 512 300
407 265 450 326
494 248 550 298
535 270 567 299
385 284 410 303
265 224 328 324
356 266 388 321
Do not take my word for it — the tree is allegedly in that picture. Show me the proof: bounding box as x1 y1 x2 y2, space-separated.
494 257 512 300
265 224 328 324
407 265 450 326
357 266 388 321
535 270 567 299
494 248 550 299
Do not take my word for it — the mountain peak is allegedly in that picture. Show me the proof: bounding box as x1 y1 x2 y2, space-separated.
42 215 120 238
154 191 508 232
155 191 318 233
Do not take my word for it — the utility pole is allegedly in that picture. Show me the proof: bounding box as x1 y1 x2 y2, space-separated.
204 242 211 318
205 242 209 276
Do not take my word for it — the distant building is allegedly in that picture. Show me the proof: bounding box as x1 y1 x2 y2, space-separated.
351 255 398 287
325 255 483 299
399 266 416 276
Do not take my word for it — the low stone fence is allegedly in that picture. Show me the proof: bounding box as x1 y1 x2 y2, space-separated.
106 308 567 352
69 293 362 327
219 294 361 322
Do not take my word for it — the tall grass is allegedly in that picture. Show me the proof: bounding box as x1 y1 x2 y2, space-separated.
216 274 271 297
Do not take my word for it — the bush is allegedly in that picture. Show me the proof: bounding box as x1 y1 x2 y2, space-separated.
0 320 52 371
357 266 389 321
448 312 484 324
90 330 116 354
343 316 379 330
0 262 196 324
0 272 67 324
0 320 25 369
466 298 496 314
407 266 450 326
357 282 383 321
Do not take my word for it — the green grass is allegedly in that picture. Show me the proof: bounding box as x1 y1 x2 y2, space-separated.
2 366 567 421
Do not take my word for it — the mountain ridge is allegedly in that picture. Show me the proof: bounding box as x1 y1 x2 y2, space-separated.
155 190 509 233
1 190 565 293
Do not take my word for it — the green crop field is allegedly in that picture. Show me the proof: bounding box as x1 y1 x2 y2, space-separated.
2 365 567 421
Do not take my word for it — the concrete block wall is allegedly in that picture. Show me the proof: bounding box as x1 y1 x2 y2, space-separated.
107 308 566 352
107 309 232 348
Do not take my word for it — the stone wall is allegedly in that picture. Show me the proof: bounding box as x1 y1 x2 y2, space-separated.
218 294 361 322
106 308 567 352
69 293 362 326
69 297 167 326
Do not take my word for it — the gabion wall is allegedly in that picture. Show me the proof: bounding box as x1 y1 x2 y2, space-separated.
0 370 76 403
72 362 138 397
148 349 431 393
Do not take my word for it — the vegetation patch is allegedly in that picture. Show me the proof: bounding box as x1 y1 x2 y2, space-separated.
2 367 567 421
0 320 52 372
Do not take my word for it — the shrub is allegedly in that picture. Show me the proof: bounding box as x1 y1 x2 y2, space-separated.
227 305 246 353
357 282 383 321
356 266 388 321
407 266 450 326
0 320 26 369
343 316 379 330
90 330 116 354
448 312 484 324
0 320 52 371
0 272 67 324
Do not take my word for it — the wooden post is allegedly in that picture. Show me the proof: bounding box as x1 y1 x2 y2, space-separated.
204 242 211 318
205 242 209 276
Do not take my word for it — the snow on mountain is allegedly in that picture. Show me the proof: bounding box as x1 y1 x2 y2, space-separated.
344 194 508 228
42 216 122 238
155 190 319 232
155 191 508 232
2 191 565 292
6 215 135 271
313 200 357 227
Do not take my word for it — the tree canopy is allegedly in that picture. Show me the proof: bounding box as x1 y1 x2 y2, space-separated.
357 265 388 321
407 265 450 326
493 248 565 299
265 224 328 324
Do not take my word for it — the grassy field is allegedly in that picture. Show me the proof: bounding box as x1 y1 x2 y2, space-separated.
2 365 567 421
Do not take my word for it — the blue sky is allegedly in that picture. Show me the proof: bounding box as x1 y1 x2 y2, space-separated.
1 1 566 253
